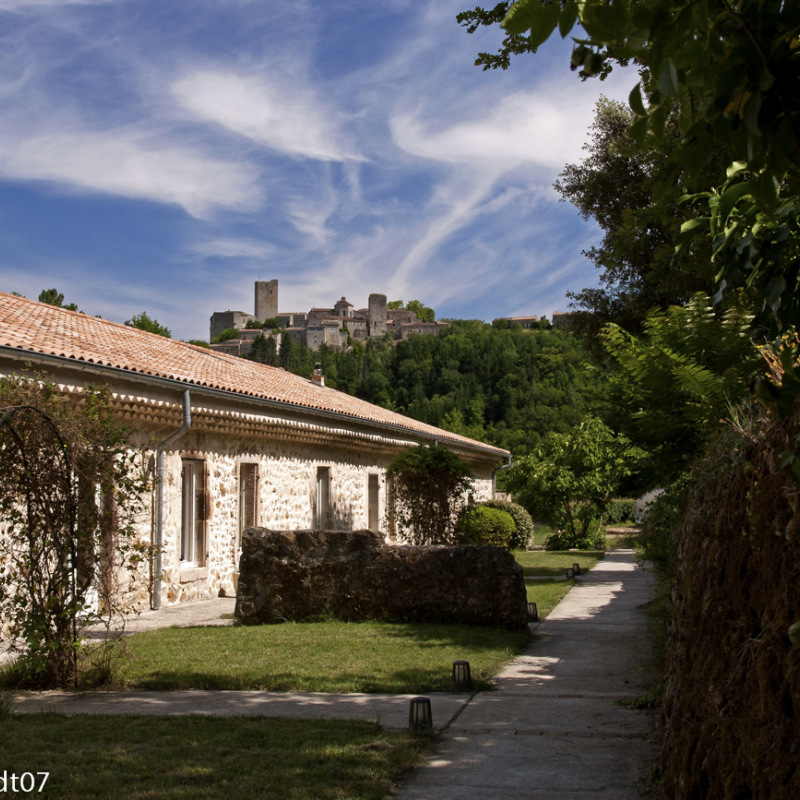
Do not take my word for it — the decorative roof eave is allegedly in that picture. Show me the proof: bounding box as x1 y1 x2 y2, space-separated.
0 344 510 465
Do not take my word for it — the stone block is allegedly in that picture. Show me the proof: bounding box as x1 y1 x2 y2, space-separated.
235 529 528 630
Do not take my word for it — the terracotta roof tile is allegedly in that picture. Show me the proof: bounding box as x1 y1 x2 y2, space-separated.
0 293 508 457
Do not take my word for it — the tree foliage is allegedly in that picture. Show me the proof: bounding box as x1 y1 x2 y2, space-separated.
39 288 79 312
310 321 604 456
385 445 474 545
461 0 800 396
0 376 151 688
456 2 587 72
600 293 761 485
405 300 436 323
386 299 436 322
231 322 605 458
246 333 278 366
125 311 171 338
506 416 646 546
556 97 718 344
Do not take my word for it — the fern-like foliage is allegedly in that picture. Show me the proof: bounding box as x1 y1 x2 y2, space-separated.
601 293 761 485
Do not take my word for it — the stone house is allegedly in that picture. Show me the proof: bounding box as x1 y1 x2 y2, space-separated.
399 320 450 340
492 315 540 330
551 311 577 329
0 292 509 609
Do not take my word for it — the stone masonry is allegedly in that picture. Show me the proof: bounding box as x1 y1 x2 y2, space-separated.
235 529 528 630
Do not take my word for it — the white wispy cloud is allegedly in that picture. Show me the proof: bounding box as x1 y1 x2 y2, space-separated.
172 69 362 162
0 127 262 217
392 92 589 170
191 238 274 258
0 0 119 9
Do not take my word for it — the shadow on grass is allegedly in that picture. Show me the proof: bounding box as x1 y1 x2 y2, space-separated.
125 667 497 694
0 714 429 800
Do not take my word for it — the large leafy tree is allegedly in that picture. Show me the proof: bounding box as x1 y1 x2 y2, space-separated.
506 416 646 545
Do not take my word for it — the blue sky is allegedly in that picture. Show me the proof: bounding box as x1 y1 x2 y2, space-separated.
0 0 636 341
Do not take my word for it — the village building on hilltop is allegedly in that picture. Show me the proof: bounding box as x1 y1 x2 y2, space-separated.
491 311 578 330
210 282 450 357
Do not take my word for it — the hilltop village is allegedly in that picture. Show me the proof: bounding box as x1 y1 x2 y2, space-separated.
209 281 451 357
209 280 574 357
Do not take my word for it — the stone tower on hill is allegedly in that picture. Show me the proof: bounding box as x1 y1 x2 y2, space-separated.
368 293 387 337
255 280 278 321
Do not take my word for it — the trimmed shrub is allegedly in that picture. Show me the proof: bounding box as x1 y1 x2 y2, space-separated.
605 497 637 524
456 506 516 549
482 499 535 549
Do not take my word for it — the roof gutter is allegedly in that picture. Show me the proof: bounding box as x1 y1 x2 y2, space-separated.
0 346 508 459
153 389 191 610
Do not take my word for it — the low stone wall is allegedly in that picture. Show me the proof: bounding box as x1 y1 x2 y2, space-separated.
235 529 528 630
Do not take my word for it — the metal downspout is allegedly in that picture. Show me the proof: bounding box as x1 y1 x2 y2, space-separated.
153 389 191 610
492 456 512 497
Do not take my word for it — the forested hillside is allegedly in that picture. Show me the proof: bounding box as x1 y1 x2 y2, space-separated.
250 321 604 456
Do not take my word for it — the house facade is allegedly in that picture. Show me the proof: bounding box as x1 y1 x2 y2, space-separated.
0 293 509 609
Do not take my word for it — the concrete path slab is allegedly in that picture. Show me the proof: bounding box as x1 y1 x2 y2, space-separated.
395 549 658 800
11 689 466 731
114 597 237 633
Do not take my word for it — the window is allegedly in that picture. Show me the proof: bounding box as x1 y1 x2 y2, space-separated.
181 459 206 566
316 467 331 529
238 463 258 560
367 474 379 532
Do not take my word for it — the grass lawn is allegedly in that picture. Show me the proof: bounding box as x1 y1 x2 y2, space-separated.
529 523 558 547
513 549 604 577
108 621 530 693
525 579 575 619
0 713 428 800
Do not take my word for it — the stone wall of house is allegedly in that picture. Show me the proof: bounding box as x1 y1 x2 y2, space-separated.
153 433 496 606
156 432 397 605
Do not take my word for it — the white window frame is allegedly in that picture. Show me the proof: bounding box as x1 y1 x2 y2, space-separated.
238 462 259 564
367 473 380 532
181 459 205 567
316 466 331 529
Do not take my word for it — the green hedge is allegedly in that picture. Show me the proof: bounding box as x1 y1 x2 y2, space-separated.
482 499 535 549
605 497 637 524
456 506 516 549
